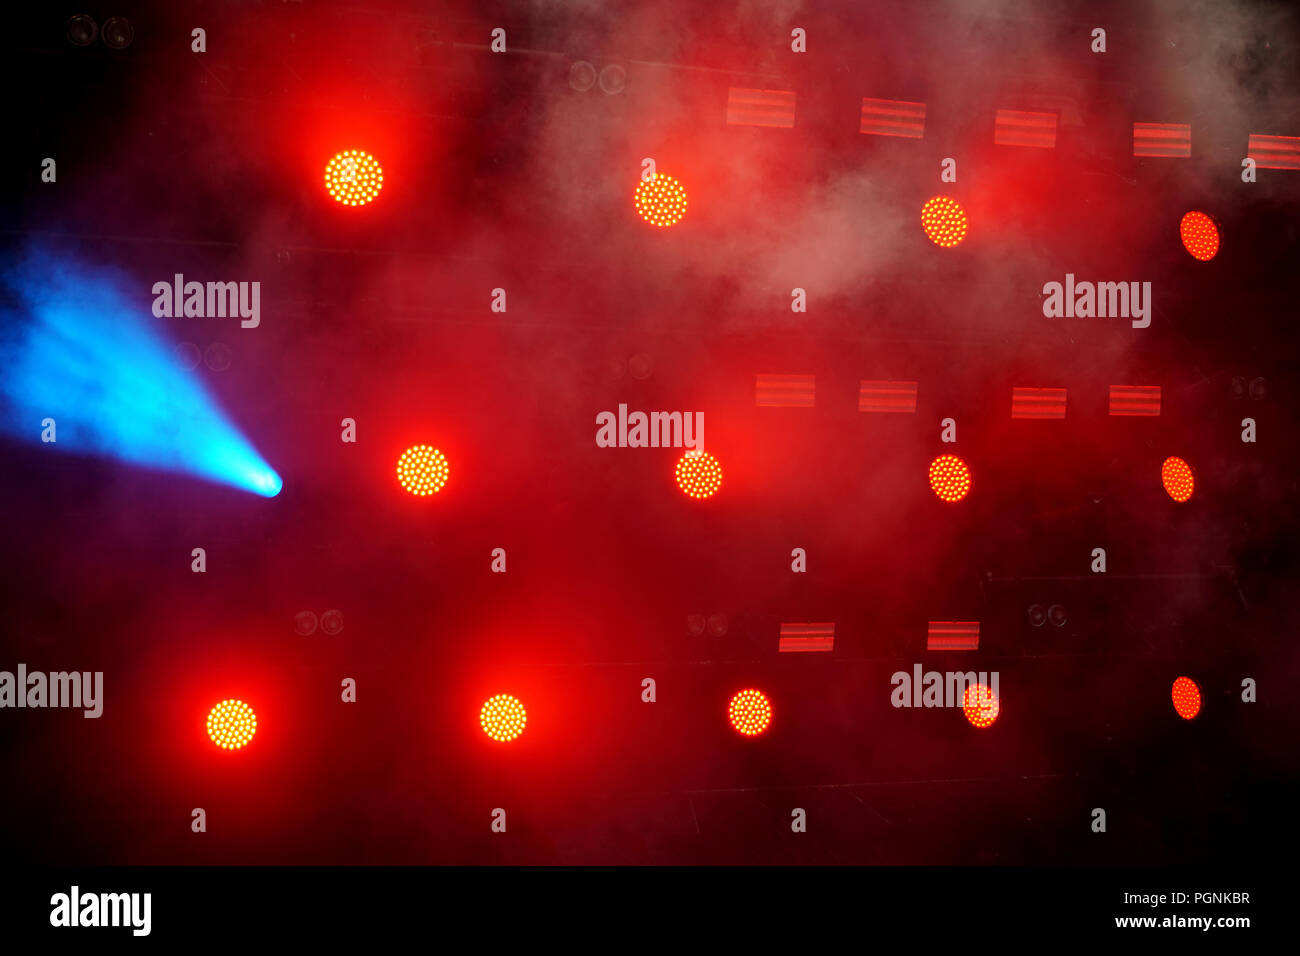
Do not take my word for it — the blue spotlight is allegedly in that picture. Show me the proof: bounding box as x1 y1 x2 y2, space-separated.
1 251 282 497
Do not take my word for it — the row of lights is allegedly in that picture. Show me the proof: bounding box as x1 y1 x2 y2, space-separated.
395 446 1195 504
66 14 134 49
207 675 1205 751
319 150 1222 262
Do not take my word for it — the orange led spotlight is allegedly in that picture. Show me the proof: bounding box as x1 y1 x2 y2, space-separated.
480 694 527 742
396 445 449 496
1161 456 1194 502
1171 676 1202 720
920 195 968 247
634 173 688 227
675 451 722 500
206 699 257 750
962 683 1000 728
324 149 384 206
728 689 772 736
928 454 971 502
1179 211 1220 261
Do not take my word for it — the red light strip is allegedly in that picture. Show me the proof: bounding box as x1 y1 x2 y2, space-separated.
1247 133 1300 170
778 623 835 653
1133 122 1191 158
927 621 980 651
994 109 1058 149
1011 386 1067 420
860 97 926 138
726 88 797 129
859 380 918 413
756 373 816 407
1109 385 1162 417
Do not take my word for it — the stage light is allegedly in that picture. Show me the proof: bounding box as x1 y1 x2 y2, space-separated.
569 61 597 91
396 445 449 496
675 451 722 499
207 699 257 750
1161 456 1194 502
102 16 134 50
1179 211 1220 261
324 150 384 206
726 87 797 129
928 454 971 502
962 683 999 728
860 97 926 139
728 689 772 736
0 251 282 497
1171 676 1201 720
480 694 526 742
920 196 967 247
66 15 96 46
635 174 687 227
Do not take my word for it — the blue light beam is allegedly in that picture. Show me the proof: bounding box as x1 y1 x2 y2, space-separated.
1 251 282 497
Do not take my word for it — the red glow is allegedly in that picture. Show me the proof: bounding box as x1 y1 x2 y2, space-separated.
207 699 257 750
962 684 999 728
728 689 772 736
480 694 527 741
1171 676 1201 720
928 454 971 502
1161 456 1194 502
920 196 968 247
324 150 384 206
675 451 722 499
1180 211 1220 261
635 174 688 227
397 445 449 496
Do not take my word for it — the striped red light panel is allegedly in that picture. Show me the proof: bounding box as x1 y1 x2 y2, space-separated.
860 97 926 139
726 88 796 129
1011 387 1067 420
1133 122 1191 158
755 373 815 408
1108 385 1161 417
1247 133 1300 170
778 622 835 653
994 109 1058 148
927 621 980 651
859 380 918 413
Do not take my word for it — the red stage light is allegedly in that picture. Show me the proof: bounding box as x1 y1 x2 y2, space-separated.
1171 676 1201 720
962 683 999 728
635 174 688 227
675 451 723 499
728 689 772 736
324 150 384 206
928 454 971 502
480 694 526 741
1180 211 1220 261
920 196 968 247
1161 456 1194 502
396 445 449 496
207 699 257 750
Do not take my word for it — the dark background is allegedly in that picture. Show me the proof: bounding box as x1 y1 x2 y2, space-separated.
1 0 1297 864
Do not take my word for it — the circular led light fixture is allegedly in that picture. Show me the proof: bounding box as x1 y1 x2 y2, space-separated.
921 195 968 247
207 699 257 750
325 150 384 206
480 694 527 741
928 454 972 502
728 689 772 736
397 445 449 496
675 451 722 499
635 173 688 227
